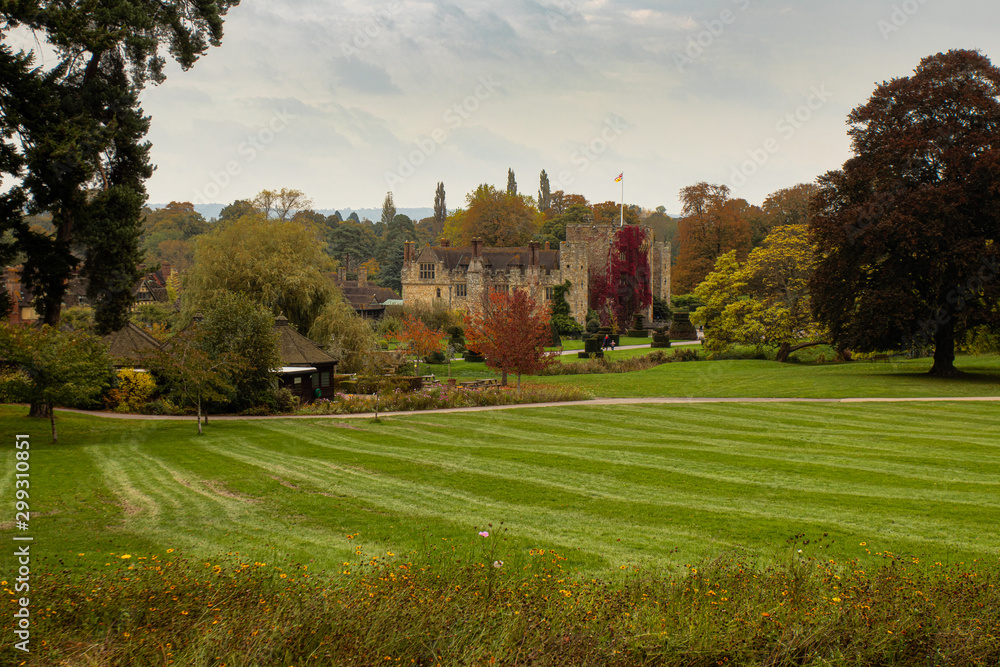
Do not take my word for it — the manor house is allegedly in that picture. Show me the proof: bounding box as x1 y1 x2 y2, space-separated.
400 223 671 324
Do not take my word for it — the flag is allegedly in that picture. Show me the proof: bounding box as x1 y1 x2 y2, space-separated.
614 173 623 183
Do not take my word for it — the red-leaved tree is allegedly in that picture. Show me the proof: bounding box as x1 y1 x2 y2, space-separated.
394 314 442 375
465 289 558 388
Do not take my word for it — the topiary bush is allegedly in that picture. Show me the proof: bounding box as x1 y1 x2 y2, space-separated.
668 311 698 341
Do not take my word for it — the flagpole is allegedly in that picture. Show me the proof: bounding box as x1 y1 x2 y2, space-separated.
619 173 624 227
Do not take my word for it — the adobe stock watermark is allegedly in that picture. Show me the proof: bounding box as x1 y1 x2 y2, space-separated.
193 109 294 205
384 76 501 189
341 2 404 57
674 0 752 72
544 0 581 31
730 85 833 188
877 0 932 40
549 114 630 192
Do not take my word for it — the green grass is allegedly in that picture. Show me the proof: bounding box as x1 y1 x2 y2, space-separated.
529 354 1000 398
5 400 999 582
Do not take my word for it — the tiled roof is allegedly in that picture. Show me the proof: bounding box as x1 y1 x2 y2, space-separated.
274 317 337 366
103 322 162 361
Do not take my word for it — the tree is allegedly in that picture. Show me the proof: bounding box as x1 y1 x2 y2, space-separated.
252 188 313 221
394 314 441 375
465 290 558 389
810 49 1000 376
140 202 209 272
434 182 447 231
443 184 538 246
376 214 417 293
672 183 753 293
328 220 378 270
380 192 397 227
308 299 380 375
146 324 239 434
197 292 281 411
218 199 255 222
692 224 826 361
549 280 582 336
538 170 551 213
507 169 517 195
592 201 640 227
183 212 337 332
0 0 238 334
0 324 112 441
753 184 819 247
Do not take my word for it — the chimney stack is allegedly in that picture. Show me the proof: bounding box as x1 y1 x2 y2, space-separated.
440 238 450 248
337 265 347 282
472 238 482 258
544 241 550 250
528 241 539 267
358 266 367 287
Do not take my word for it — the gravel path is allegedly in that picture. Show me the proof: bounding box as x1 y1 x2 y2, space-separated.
54 395 1000 422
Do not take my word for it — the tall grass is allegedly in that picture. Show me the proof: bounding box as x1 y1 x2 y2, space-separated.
21 540 1000 666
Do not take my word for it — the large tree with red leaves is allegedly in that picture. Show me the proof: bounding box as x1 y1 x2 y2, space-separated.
810 49 1000 376
465 290 558 388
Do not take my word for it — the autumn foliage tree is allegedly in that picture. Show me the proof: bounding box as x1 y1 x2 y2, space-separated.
692 224 826 361
443 184 539 246
810 49 1000 376
673 183 754 293
465 290 558 388
394 314 442 375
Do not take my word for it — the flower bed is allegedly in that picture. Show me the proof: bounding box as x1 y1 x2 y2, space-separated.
297 383 593 414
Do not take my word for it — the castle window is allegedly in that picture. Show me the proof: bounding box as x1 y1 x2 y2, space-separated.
436 288 442 298
419 263 435 279
491 284 509 294
545 287 553 301
456 284 467 297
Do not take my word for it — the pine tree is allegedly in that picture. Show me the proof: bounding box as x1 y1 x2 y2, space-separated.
507 169 517 196
434 182 447 226
0 1 239 334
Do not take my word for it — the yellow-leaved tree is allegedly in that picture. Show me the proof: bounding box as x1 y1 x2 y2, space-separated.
691 224 827 361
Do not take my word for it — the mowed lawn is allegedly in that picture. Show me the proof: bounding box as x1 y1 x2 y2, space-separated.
3 399 999 579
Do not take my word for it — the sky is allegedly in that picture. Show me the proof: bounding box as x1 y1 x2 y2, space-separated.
17 1 1000 214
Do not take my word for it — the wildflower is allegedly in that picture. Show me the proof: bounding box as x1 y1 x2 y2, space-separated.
120 554 132 559
832 597 841 602
493 561 504 568
479 531 489 538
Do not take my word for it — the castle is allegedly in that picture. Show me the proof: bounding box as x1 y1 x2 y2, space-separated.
400 223 671 324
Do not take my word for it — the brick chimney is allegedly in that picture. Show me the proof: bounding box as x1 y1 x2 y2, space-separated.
440 239 451 248
528 241 538 267
544 241 550 250
358 266 368 287
472 238 482 258
160 262 171 282
337 265 346 282
403 241 413 262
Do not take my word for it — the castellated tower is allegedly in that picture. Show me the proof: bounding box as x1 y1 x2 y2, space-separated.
560 223 614 323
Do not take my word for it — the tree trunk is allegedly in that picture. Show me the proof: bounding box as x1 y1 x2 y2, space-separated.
49 401 57 443
516 373 521 391
197 393 203 435
29 402 50 418
775 341 827 363
501 370 508 386
929 321 961 377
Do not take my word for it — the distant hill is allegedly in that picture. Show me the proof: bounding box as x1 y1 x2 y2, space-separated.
148 203 435 222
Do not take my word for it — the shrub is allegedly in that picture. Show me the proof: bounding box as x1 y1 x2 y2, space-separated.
273 387 300 413
105 368 156 413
